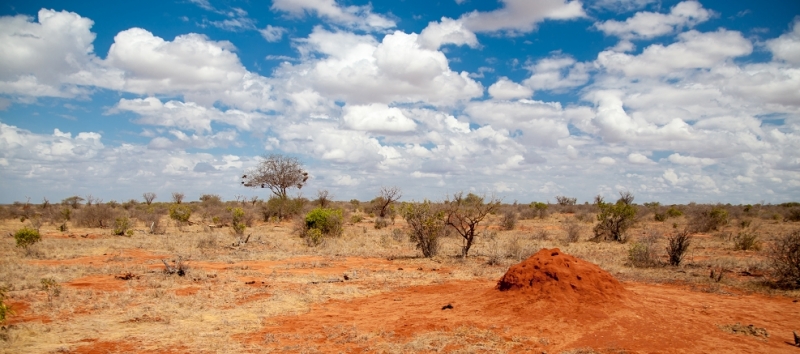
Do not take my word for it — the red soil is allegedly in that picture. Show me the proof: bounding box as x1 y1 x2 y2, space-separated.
496 248 627 303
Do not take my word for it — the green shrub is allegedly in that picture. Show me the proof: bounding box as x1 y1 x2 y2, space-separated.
113 216 133 236
229 207 246 235
689 206 728 233
40 278 60 302
302 207 343 246
654 213 667 222
666 206 683 218
350 214 363 224
169 204 192 223
400 201 446 258
592 192 636 243
261 196 304 221
14 227 41 249
0 285 11 323
530 202 548 219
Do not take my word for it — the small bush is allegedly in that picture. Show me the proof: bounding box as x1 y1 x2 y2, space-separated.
628 231 660 267
15 227 41 249
229 207 246 235
0 285 11 323
768 229 800 289
72 204 116 228
400 201 445 258
666 206 683 218
666 230 691 266
529 202 548 219
563 219 582 243
654 213 667 222
350 214 363 224
501 211 517 230
785 208 800 222
302 208 343 246
532 229 550 241
733 231 761 251
113 216 133 236
374 217 388 229
592 192 636 243
261 196 304 221
40 278 60 302
169 204 192 223
139 212 165 234
688 206 728 233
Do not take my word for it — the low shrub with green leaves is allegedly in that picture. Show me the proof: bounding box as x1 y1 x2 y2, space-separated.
14 227 41 249
0 285 11 323
229 207 246 235
169 204 192 223
400 201 446 258
302 207 343 246
592 192 636 243
113 216 133 236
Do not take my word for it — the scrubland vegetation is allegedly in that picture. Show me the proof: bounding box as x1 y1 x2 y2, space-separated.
0 188 799 353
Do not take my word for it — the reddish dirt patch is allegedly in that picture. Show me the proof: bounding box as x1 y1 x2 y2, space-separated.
174 286 201 296
4 300 50 324
243 253 800 353
496 248 627 303
66 275 131 292
29 249 168 267
70 339 186 354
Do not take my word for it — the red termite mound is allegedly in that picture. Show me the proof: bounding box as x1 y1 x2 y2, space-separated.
497 248 626 303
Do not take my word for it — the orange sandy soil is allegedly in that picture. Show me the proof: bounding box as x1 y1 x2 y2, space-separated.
2 216 799 353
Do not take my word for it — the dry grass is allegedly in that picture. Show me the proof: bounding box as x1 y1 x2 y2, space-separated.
0 206 799 353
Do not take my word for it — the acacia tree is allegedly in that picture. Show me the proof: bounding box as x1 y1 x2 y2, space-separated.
142 192 157 205
373 186 402 218
242 154 309 200
592 191 637 243
445 192 501 257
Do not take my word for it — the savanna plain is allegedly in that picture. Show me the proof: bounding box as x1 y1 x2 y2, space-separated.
1 194 799 353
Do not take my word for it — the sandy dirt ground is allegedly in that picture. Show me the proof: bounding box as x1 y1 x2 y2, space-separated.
1 214 799 353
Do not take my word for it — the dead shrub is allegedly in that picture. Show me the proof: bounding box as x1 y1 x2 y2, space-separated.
768 229 800 289
139 212 165 234
501 211 517 230
563 219 582 243
531 229 549 241
72 204 117 228
688 206 728 233
628 230 661 267
666 230 691 266
733 231 761 251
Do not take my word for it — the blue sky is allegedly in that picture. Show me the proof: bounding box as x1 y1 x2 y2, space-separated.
1 0 799 205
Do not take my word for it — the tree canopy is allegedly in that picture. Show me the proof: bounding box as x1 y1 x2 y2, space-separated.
242 154 309 200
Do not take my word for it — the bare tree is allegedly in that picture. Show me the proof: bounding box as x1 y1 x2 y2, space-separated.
171 192 184 204
374 186 402 218
445 192 501 257
316 190 332 208
143 192 157 205
242 154 309 200
249 196 259 206
555 195 577 206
